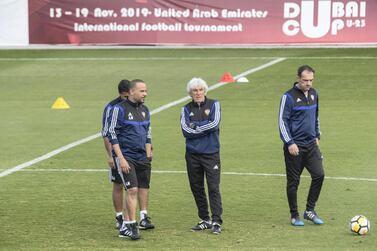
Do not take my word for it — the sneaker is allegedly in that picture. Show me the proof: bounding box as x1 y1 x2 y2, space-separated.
191 220 212 231
212 223 221 235
129 223 141 240
304 210 324 225
291 216 304 226
118 224 132 238
139 215 155 230
115 215 123 230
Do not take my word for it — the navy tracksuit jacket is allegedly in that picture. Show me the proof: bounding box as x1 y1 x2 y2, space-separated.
279 84 320 146
107 99 151 161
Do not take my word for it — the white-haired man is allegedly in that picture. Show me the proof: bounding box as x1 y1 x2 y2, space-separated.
180 77 223 235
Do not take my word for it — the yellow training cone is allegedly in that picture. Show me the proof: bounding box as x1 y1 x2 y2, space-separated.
51 97 70 109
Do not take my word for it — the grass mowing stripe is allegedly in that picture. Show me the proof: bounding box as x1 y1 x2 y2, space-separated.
9 169 377 182
0 58 286 178
0 56 377 61
0 57 275 61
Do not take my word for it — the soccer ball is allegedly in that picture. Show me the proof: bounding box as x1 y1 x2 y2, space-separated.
350 215 370 235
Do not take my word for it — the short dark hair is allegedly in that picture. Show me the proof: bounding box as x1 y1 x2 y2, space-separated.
129 79 145 90
297 65 315 77
118 79 130 94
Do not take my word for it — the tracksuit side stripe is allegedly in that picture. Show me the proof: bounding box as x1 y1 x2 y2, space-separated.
114 157 128 190
279 95 291 143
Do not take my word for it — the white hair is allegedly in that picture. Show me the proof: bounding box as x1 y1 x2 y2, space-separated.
186 77 208 94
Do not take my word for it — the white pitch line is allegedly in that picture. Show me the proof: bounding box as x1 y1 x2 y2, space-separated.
0 134 100 178
11 169 377 182
0 58 286 178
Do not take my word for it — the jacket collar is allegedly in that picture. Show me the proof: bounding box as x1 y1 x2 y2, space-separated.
191 96 207 107
293 82 313 95
126 98 141 107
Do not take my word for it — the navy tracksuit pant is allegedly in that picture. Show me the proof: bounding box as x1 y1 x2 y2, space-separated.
284 141 325 218
185 152 223 225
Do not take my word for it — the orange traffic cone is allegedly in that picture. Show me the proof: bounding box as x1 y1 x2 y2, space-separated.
220 72 235 83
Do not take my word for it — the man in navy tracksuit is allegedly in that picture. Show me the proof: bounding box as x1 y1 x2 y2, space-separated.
181 77 223 235
108 79 154 240
102 80 130 230
278 65 325 226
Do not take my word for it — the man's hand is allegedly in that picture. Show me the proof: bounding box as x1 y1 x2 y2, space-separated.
288 143 300 156
108 156 115 169
146 143 153 162
119 157 130 174
316 138 320 146
112 144 129 172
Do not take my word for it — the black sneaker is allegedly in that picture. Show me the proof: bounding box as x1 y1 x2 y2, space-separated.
129 223 140 240
118 224 132 238
115 215 123 230
212 223 221 235
139 216 155 230
303 210 324 225
191 220 212 231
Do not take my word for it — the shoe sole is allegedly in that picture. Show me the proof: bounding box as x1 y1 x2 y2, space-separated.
307 220 324 225
118 235 132 238
120 233 140 240
191 228 211 232
139 226 155 230
304 217 324 225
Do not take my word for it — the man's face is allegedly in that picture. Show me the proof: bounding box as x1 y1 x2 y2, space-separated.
130 82 147 103
190 86 205 103
297 70 314 92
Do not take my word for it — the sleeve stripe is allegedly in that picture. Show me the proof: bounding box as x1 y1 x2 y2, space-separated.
101 106 111 136
180 107 198 134
279 95 291 143
109 106 119 140
316 99 320 134
147 126 152 139
198 102 220 131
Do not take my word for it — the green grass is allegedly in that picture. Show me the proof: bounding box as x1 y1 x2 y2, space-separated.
1 48 377 250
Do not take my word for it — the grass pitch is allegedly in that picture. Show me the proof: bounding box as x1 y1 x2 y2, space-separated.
1 48 377 250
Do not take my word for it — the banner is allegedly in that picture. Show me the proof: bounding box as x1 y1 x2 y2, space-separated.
28 0 377 45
